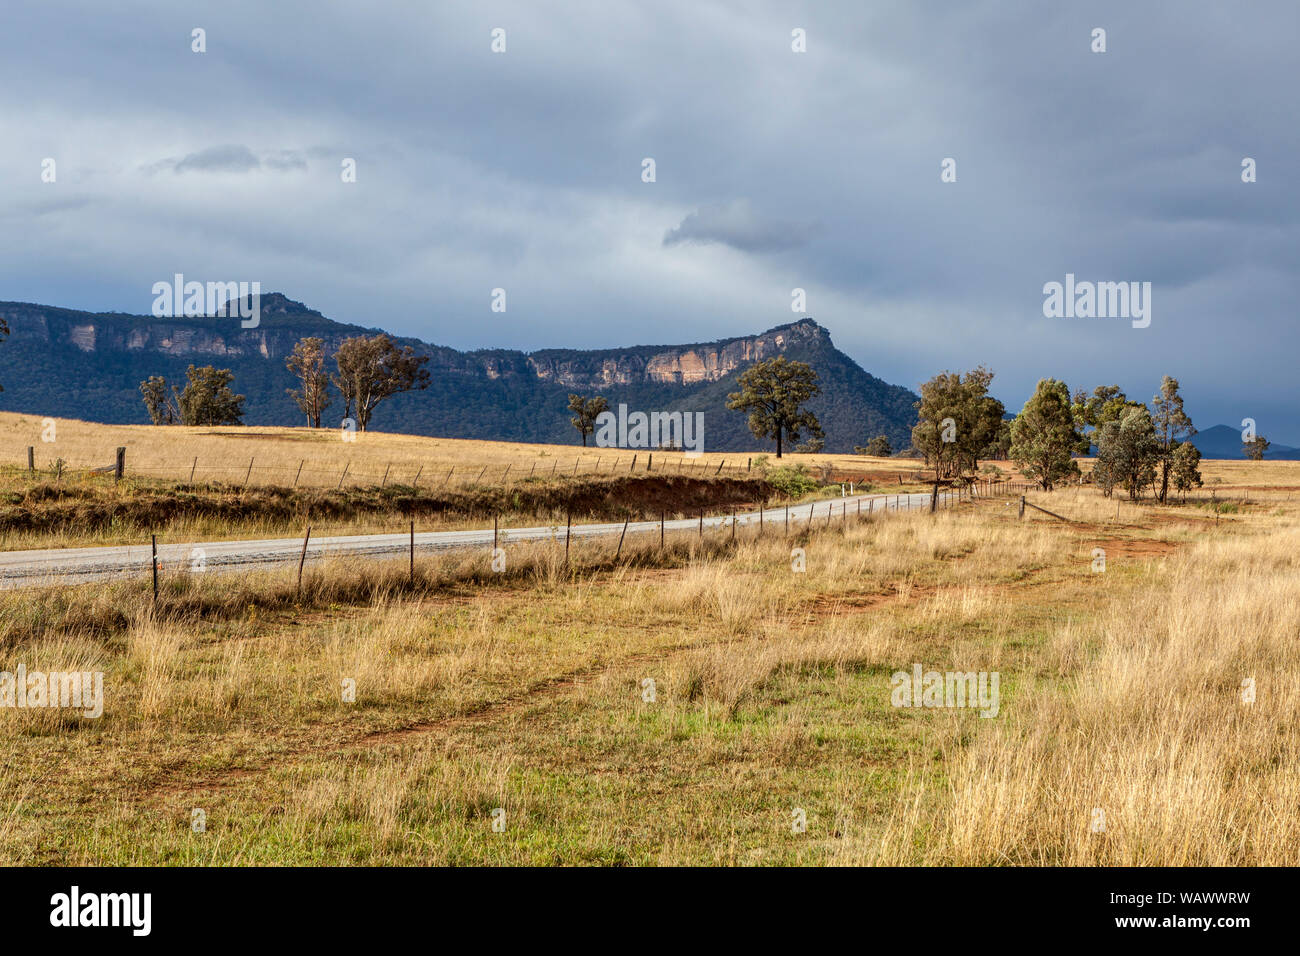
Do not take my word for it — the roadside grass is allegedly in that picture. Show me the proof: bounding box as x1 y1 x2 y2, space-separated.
7 478 1293 865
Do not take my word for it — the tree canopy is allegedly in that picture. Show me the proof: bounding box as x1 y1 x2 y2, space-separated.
725 356 822 458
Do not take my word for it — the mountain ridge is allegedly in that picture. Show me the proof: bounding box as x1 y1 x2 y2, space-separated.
0 294 919 453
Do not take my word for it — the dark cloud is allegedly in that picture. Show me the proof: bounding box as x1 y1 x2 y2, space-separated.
144 145 309 175
171 144 261 174
663 200 815 252
0 0 1296 441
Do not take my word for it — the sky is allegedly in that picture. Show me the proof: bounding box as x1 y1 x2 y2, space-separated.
2 1 1297 442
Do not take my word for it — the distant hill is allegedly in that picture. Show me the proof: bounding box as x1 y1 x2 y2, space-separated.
1188 424 1300 461
0 294 919 453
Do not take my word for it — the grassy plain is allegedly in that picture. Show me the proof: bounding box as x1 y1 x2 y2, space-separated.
2 430 1295 865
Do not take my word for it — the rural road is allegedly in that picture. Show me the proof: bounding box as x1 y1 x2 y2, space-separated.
0 490 950 589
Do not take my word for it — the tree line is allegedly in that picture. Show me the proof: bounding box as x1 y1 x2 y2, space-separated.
139 334 429 430
129 333 1273 490
567 356 1272 501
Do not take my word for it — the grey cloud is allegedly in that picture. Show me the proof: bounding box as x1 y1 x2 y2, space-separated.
0 0 1297 442
172 144 261 174
663 200 816 253
144 145 309 175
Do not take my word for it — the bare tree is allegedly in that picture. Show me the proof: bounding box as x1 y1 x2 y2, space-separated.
139 375 179 424
286 337 332 427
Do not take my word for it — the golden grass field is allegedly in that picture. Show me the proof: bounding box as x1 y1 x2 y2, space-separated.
1 417 1297 865
0 411 917 490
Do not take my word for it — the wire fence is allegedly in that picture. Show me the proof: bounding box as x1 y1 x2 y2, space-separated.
6 444 969 492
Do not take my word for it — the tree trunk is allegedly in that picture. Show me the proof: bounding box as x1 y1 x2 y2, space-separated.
776 428 783 459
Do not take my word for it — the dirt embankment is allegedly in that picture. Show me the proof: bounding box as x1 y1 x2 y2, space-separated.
0 475 778 535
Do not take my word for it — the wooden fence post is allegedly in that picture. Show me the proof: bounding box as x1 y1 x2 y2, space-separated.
27 446 35 473
616 516 629 559
190 457 199 482
115 447 126 482
1019 496 1026 519
660 511 665 550
244 457 254 485
296 526 311 595
151 534 158 605
337 462 349 489
565 509 572 566
409 520 414 584
293 460 304 488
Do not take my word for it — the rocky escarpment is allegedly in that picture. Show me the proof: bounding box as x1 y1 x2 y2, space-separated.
525 318 828 387
0 295 829 388
0 294 918 452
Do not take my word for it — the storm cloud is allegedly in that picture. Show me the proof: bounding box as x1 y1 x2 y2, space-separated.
0 1 1296 440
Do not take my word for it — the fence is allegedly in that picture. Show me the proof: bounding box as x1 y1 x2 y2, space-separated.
109 480 1026 599
8 445 1014 494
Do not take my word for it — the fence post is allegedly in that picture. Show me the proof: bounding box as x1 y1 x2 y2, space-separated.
191 457 199 482
115 447 126 482
382 463 391 487
296 526 311 594
293 460 304 488
412 465 422 489
151 534 158 606
493 514 498 550
616 516 629 559
730 508 736 543
785 503 789 534
699 512 703 537
1019 496 1026 519
565 509 572 566
244 457 254 485
660 511 665 550
337 462 349 489
409 520 414 584
648 453 653 472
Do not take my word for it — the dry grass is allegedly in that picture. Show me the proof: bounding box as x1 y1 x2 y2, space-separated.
0 411 908 490
1 454 1296 865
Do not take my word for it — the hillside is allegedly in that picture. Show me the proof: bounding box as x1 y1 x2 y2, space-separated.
1188 424 1300 461
0 295 918 453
